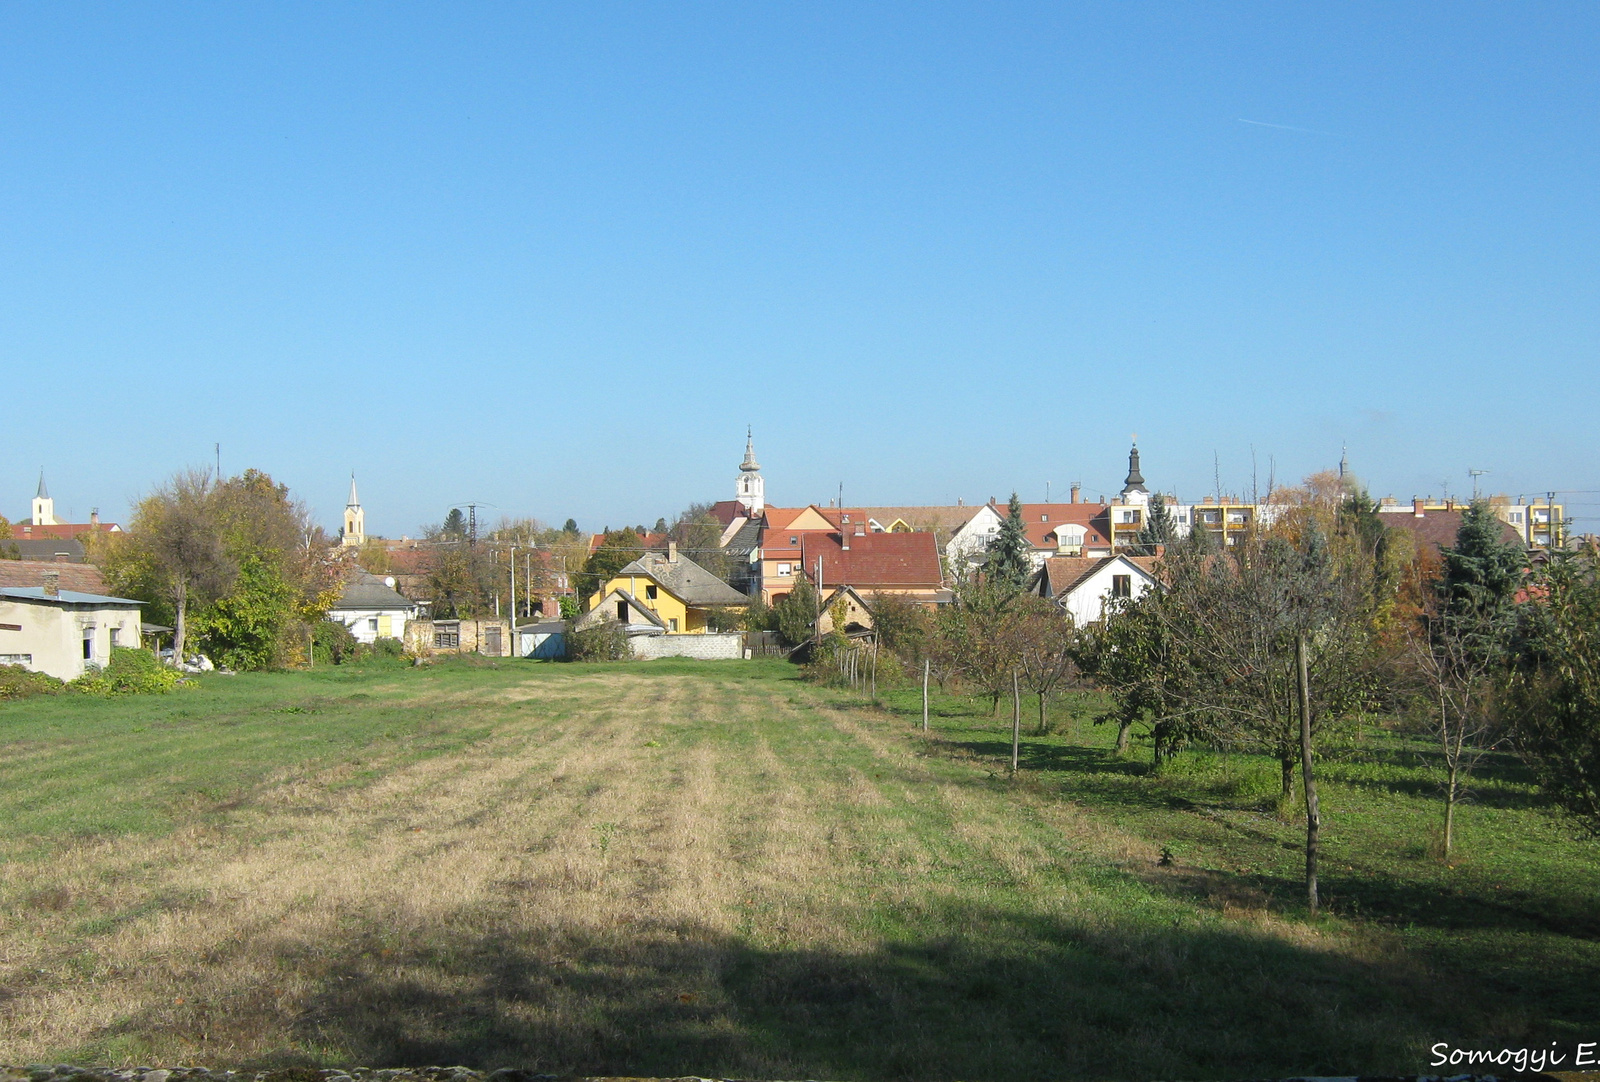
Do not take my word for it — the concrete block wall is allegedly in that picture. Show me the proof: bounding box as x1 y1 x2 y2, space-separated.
630 633 746 661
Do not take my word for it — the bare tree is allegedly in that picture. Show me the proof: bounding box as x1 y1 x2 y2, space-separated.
1403 610 1502 858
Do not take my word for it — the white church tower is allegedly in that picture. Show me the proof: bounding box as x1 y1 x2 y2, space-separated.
341 473 366 547
31 470 57 526
736 429 765 515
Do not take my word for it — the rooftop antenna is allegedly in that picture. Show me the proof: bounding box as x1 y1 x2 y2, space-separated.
1468 469 1489 500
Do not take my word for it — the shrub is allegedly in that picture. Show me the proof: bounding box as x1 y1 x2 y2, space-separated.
368 635 406 659
313 620 359 665
0 664 64 700
72 648 185 696
566 621 630 662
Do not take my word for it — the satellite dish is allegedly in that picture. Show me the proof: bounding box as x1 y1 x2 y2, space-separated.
385 576 396 588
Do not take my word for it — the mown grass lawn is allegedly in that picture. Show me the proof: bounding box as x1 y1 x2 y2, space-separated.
2 657 1596 1080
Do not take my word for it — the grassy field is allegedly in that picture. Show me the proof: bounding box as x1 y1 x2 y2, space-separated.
2 657 1596 1079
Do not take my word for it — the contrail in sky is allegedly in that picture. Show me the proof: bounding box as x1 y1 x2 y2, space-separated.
1237 117 1334 136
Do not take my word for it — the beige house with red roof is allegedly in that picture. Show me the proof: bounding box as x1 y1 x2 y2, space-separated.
800 523 946 606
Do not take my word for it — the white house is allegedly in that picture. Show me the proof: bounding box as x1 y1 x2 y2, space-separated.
1031 554 1160 626
327 573 417 644
0 576 144 681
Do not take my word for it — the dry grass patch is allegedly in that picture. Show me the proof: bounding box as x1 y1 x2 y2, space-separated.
1 662 1485 1079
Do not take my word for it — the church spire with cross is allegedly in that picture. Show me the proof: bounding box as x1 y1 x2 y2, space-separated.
735 427 765 515
342 472 366 547
31 469 57 526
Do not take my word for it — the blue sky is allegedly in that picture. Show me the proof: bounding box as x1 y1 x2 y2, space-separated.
3 3 1597 535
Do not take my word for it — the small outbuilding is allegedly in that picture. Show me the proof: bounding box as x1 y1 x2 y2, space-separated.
0 572 144 681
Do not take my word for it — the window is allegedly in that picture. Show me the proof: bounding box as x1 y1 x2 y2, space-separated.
790 536 798 544
83 636 94 660
1111 575 1132 598
368 617 379 632
645 584 658 600
109 627 120 647
669 618 679 631
0 622 21 632
777 563 792 576
433 624 460 649
617 600 630 622
0 654 31 665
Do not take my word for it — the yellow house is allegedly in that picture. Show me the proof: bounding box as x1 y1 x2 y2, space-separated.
583 544 748 634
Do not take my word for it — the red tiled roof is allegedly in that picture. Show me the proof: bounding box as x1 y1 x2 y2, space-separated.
800 531 943 590
1384 510 1522 558
0 560 109 593
10 522 121 540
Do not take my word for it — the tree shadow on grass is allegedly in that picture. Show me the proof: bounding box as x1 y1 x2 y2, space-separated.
121 901 1596 1081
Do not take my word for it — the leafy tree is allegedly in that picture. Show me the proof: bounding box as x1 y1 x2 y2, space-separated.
774 577 819 647
929 578 1031 716
1135 492 1178 554
574 528 646 603
985 493 1032 595
355 538 393 575
1501 546 1600 834
668 502 740 586
101 469 235 666
867 592 933 664
192 554 297 670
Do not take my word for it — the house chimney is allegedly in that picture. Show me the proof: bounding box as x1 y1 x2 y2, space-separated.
42 570 60 597
853 520 865 537
54 551 70 563
957 497 964 507
668 540 678 561
1413 497 1425 517
90 508 100 528
1070 483 1081 504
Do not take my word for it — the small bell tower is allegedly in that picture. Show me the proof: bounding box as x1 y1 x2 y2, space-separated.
342 473 366 547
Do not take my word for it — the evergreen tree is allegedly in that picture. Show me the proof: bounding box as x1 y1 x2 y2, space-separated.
986 493 1032 594
1440 500 1527 624
442 508 466 539
563 518 579 534
1135 492 1178 554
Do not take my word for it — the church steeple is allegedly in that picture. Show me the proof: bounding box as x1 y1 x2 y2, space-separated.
31 469 57 526
735 428 765 515
1120 441 1148 502
342 472 366 547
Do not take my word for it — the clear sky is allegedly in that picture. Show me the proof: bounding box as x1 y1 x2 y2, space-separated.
4 3 1597 536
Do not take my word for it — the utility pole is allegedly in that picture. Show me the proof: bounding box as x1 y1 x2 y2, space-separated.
1549 490 1560 549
